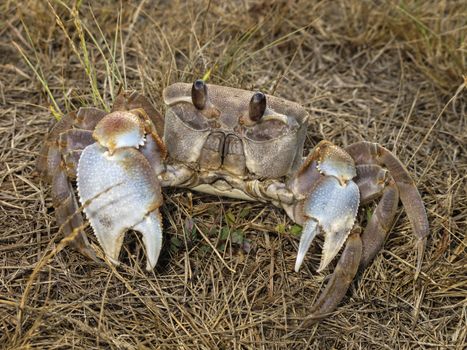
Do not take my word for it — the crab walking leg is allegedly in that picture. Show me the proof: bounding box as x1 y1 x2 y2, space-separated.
36 115 73 181
77 144 164 269
354 164 400 267
36 108 107 261
111 91 165 137
36 107 106 180
51 168 98 261
309 230 362 318
346 142 429 275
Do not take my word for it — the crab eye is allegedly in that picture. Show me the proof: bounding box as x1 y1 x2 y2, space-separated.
191 79 207 110
249 92 266 122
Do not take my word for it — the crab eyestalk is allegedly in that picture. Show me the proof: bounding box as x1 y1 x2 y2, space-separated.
249 92 266 122
246 92 289 125
192 79 208 110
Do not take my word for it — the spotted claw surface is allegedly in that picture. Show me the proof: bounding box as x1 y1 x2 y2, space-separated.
295 176 360 272
293 141 360 273
77 143 163 271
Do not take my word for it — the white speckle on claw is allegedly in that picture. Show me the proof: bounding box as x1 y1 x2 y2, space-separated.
77 143 163 269
300 176 360 271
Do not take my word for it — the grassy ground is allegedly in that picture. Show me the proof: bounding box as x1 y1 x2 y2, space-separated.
1 0 466 349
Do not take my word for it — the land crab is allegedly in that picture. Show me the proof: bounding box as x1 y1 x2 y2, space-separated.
37 81 429 319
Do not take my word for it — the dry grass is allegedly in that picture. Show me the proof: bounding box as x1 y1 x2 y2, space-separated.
1 0 466 349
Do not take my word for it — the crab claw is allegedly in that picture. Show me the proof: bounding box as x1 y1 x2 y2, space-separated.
295 176 360 272
290 141 360 272
78 112 162 271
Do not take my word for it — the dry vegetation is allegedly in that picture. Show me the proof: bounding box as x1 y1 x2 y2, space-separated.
1 0 466 349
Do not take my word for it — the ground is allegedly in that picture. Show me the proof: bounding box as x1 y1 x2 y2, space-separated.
0 1 466 349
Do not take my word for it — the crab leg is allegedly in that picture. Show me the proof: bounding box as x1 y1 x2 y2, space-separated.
346 141 429 275
111 91 165 136
51 167 98 261
37 108 107 261
309 230 362 318
37 108 106 179
354 164 400 267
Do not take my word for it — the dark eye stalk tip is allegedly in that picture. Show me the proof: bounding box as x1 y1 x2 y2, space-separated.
249 92 266 122
192 79 207 110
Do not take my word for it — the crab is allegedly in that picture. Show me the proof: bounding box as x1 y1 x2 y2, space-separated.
36 80 429 319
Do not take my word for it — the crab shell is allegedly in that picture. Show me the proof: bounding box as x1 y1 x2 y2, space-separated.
163 83 309 181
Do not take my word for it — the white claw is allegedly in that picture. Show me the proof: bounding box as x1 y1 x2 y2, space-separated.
303 176 360 272
294 220 319 272
77 143 163 270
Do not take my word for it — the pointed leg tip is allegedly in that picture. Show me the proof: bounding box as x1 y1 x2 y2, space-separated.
414 237 426 280
74 241 106 266
77 245 98 261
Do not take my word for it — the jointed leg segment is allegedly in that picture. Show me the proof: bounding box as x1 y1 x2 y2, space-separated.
37 108 107 261
346 141 429 275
